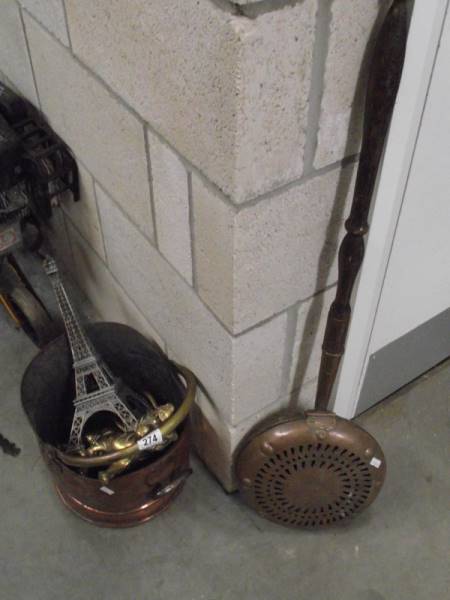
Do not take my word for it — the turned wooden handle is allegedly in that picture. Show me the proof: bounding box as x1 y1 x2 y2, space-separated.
315 0 409 411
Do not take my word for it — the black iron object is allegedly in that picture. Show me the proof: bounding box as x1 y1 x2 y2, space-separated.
0 82 79 220
0 431 21 457
0 82 79 346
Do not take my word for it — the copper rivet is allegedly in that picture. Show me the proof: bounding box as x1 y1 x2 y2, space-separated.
365 448 372 457
242 477 252 488
260 441 274 456
317 431 327 440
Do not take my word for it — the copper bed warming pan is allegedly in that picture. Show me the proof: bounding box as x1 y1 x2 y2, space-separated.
235 0 408 529
22 322 196 527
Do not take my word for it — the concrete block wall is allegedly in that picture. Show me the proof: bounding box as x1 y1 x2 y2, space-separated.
0 0 385 490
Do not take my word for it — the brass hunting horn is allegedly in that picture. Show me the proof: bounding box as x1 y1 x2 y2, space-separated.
56 366 196 469
235 0 409 528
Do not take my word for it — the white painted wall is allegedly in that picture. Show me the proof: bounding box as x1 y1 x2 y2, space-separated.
334 0 449 419
370 6 450 351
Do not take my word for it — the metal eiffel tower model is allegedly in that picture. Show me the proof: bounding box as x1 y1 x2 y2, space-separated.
43 256 141 449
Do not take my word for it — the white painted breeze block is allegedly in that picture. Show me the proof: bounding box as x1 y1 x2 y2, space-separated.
289 285 336 393
315 0 384 167
147 129 193 284
96 184 288 425
19 0 70 46
193 164 356 333
67 221 166 350
194 375 318 490
64 0 317 202
0 1 38 106
23 14 155 240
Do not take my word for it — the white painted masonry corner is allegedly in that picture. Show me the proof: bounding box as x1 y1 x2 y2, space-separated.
0 0 380 491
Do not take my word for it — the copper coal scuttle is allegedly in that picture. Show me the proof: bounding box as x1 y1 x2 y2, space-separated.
0 80 197 527
22 319 196 527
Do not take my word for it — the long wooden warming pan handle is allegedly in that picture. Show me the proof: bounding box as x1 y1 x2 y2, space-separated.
315 0 408 411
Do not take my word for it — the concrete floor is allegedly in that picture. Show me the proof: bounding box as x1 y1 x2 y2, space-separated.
0 270 449 600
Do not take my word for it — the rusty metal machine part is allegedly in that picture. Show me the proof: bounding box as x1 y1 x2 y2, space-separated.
0 81 79 220
0 254 57 346
235 0 408 529
0 82 79 345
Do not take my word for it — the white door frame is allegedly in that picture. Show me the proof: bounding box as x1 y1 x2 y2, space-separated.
333 0 449 419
